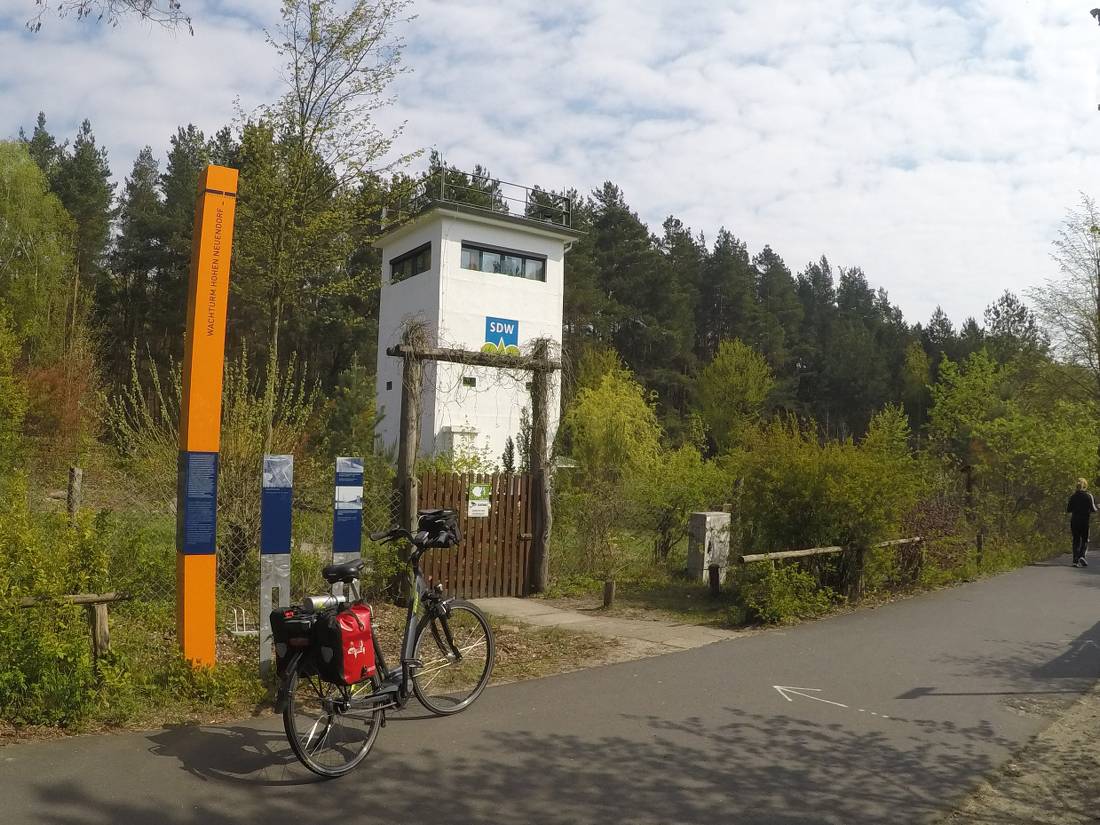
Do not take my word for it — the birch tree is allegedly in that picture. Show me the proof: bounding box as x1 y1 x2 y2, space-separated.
234 0 413 448
1029 194 1100 403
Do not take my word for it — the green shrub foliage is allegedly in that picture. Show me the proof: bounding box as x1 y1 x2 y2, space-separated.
739 564 838 624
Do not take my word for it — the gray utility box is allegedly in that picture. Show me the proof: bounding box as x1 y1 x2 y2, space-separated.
686 512 732 582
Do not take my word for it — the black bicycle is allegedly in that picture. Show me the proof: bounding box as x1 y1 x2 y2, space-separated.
275 511 495 777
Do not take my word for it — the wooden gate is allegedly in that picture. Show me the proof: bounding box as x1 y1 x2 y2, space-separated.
417 471 534 598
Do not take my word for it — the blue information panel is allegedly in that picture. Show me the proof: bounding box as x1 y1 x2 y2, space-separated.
333 457 364 555
176 451 218 555
260 455 293 555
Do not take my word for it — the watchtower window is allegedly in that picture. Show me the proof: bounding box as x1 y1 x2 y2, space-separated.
390 242 431 283
460 243 546 282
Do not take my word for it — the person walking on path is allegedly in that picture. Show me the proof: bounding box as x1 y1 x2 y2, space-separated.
1066 478 1097 568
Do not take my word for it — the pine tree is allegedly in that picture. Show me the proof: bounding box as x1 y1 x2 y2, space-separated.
561 193 604 346
752 245 802 374
901 341 932 430
586 183 695 432
51 120 115 344
795 256 838 425
158 125 209 359
924 306 958 372
984 290 1045 363
207 125 240 168
18 112 65 182
958 317 985 359
107 147 166 379
697 229 756 361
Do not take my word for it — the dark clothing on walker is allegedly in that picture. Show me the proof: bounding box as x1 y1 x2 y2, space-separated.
1067 491 1097 563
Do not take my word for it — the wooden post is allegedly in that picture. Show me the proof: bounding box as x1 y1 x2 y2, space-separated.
963 464 975 523
602 579 615 608
393 334 423 604
528 339 551 594
976 529 985 571
847 545 867 602
67 466 82 524
84 603 110 660
396 341 423 533
708 564 721 597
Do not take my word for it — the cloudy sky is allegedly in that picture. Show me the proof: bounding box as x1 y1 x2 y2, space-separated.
2 0 1099 325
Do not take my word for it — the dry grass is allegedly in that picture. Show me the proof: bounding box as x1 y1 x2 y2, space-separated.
545 577 738 627
368 601 624 683
942 681 1100 824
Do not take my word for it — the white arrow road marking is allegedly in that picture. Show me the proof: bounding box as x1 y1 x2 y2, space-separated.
773 685 893 718
773 685 849 708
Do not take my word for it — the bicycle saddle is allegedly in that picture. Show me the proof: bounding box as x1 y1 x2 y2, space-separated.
321 558 364 584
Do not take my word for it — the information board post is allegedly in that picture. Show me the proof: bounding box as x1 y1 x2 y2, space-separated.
259 455 293 680
176 165 238 667
333 457 364 599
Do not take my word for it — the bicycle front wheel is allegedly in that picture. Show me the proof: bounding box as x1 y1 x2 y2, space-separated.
412 600 495 715
283 667 383 778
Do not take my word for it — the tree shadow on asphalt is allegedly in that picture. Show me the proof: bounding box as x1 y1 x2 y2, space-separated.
138 705 442 787
919 621 1100 693
29 703 1036 825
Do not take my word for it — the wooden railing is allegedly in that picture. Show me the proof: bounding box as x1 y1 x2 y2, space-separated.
738 537 922 564
738 538 924 600
17 592 131 661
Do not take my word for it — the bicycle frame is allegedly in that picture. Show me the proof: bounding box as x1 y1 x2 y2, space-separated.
343 544 458 715
276 538 461 718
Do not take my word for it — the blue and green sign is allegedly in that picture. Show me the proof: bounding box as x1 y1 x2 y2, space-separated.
483 316 520 355
333 457 364 555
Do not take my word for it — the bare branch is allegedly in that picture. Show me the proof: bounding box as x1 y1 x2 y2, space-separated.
28 0 192 33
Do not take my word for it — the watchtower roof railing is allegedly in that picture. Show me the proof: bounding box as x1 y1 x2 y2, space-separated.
384 166 572 231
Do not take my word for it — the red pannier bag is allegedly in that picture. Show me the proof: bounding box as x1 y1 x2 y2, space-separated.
314 604 377 686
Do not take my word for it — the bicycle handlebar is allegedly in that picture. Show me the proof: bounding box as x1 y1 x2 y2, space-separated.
369 528 411 543
369 527 457 556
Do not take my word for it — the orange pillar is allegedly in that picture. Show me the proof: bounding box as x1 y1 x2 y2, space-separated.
176 165 238 667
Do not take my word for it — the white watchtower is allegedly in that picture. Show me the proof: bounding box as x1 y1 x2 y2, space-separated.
374 174 578 466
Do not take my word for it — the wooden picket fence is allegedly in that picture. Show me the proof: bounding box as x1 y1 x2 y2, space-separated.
417 471 535 598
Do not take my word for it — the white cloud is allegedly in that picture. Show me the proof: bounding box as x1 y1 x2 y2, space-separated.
0 0 282 174
3 0 1100 326
386 0 1100 325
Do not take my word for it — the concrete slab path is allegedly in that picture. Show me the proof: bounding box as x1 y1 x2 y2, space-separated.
473 596 744 650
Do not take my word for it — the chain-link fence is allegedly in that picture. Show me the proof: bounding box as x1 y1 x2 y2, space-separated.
28 457 403 631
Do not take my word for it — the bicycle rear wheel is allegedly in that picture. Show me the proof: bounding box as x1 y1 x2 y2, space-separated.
412 600 495 716
283 666 383 778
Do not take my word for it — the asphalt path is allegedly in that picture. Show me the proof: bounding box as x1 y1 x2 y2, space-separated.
4 558 1099 825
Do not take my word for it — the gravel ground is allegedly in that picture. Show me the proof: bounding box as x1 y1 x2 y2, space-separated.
943 681 1100 824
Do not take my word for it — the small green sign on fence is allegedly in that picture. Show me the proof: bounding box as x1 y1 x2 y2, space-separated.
468 483 492 518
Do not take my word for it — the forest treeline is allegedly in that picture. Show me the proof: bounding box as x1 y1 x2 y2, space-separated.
5 110 1049 450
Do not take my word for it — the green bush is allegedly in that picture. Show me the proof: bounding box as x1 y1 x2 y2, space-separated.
0 478 112 725
739 564 839 624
